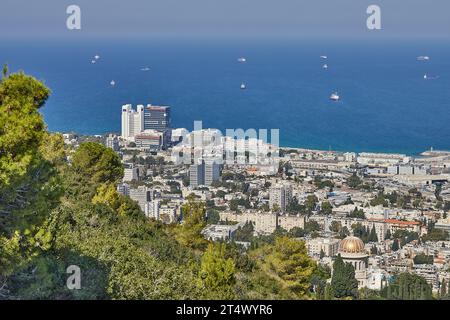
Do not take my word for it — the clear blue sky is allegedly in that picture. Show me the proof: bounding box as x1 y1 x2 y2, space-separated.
1 0 449 39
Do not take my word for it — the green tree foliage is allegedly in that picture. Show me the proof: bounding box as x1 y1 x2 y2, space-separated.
320 201 333 215
0 72 62 277
305 195 318 213
234 221 254 242
347 173 363 189
329 221 342 233
348 207 365 219
251 236 316 298
385 229 392 240
198 243 236 299
229 197 251 212
440 279 447 299
339 226 350 239
352 223 369 243
71 142 123 185
175 200 209 250
314 177 334 189
413 253 434 265
368 225 378 242
206 209 220 224
370 192 389 207
331 254 358 299
288 226 305 238
2 64 8 78
444 201 450 212
382 273 432 300
392 229 419 245
92 183 142 218
304 220 321 235
310 264 331 299
391 238 400 252
286 197 305 214
358 287 383 300
423 229 449 242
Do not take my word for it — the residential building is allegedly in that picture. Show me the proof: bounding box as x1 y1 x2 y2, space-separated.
189 160 221 187
307 237 340 257
117 183 130 197
269 184 293 212
105 134 120 151
190 161 205 188
205 160 221 186
129 186 153 212
123 164 139 182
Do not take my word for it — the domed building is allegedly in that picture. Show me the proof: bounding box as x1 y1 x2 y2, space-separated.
338 236 369 288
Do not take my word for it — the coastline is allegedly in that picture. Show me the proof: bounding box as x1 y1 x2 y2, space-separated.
55 129 450 159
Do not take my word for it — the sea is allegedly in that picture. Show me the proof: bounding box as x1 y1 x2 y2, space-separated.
1 37 449 155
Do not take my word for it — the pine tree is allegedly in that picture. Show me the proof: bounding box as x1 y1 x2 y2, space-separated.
391 239 400 251
324 283 333 300
400 236 406 247
385 273 432 300
386 285 392 299
199 243 236 299
331 254 358 298
385 229 391 240
441 279 447 298
320 249 325 259
369 225 378 242
362 226 369 243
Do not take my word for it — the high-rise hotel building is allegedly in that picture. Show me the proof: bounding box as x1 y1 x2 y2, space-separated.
144 105 171 132
121 104 171 146
121 104 144 140
144 105 171 146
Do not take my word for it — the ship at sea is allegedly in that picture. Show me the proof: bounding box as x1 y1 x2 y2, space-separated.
417 56 430 61
329 92 340 101
240 83 246 90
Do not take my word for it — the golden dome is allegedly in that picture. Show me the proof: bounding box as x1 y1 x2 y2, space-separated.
339 236 365 254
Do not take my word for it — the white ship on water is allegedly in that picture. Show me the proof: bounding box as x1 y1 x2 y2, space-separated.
322 64 328 70
240 83 246 90
320 55 328 59
423 74 439 80
417 56 430 61
110 80 116 86
329 92 340 101
238 57 247 63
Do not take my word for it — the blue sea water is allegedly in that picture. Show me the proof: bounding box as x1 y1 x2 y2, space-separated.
1 38 449 155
